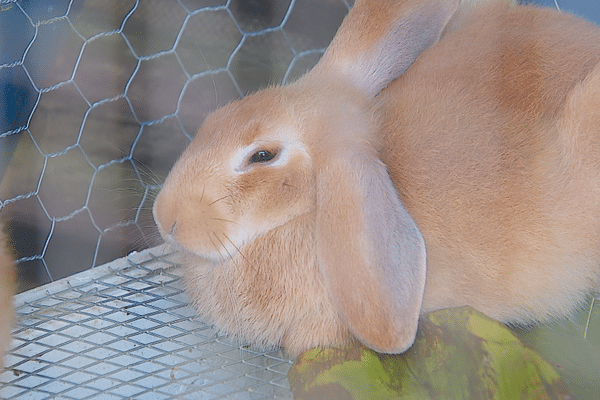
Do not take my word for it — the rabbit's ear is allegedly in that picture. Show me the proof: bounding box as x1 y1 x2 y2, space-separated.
315 150 426 354
313 0 459 98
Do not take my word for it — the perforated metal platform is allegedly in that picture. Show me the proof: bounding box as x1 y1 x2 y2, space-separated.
0 246 294 399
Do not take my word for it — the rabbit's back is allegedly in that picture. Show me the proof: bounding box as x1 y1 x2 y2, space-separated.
380 3 600 323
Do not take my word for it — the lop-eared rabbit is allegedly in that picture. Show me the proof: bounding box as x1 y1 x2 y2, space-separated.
154 0 600 355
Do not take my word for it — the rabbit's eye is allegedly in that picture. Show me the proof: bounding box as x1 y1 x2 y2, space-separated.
249 149 277 164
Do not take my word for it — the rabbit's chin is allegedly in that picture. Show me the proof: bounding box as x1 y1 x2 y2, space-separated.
164 241 231 264
162 233 256 264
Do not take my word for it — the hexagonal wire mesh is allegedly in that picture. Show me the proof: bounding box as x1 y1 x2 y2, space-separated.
0 0 350 290
1 0 600 398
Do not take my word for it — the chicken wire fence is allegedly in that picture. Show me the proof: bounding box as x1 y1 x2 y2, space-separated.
0 0 352 292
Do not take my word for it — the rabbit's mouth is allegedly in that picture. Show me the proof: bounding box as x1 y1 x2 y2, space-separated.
161 226 242 264
162 212 271 264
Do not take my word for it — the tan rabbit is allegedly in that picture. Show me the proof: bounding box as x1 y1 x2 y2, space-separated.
153 0 600 356
0 228 15 368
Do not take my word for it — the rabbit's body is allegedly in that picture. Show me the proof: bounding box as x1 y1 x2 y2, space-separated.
382 3 600 323
154 0 600 356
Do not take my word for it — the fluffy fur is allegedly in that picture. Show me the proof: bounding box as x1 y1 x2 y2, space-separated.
153 0 600 356
382 2 600 323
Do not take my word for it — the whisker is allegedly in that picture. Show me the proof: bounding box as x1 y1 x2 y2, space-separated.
206 233 229 268
130 154 166 187
218 249 244 354
211 217 235 224
222 233 256 273
213 233 254 276
209 194 232 206
191 36 220 109
208 232 220 254
213 233 232 261
199 183 206 203
584 297 596 339
210 231 245 350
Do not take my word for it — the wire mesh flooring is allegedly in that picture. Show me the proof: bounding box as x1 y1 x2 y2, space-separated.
0 246 294 399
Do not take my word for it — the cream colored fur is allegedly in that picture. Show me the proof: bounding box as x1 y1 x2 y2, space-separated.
381 3 600 323
154 0 600 355
0 229 15 368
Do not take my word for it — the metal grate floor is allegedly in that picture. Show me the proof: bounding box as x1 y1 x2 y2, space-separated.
0 247 294 399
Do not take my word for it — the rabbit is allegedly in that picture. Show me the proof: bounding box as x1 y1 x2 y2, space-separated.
0 228 15 368
153 0 600 356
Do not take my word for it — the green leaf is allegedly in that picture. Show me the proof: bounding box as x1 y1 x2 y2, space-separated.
289 306 571 399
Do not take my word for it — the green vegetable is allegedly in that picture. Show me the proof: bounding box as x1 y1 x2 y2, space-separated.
289 307 570 399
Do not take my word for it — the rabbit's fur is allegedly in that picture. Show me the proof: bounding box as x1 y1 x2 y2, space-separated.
154 0 600 355
383 2 600 326
0 229 14 367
